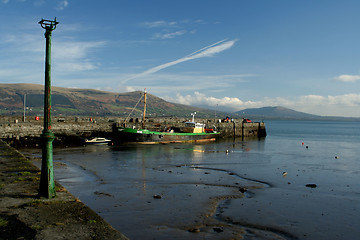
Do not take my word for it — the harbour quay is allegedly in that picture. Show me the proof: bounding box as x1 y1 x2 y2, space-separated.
0 116 266 147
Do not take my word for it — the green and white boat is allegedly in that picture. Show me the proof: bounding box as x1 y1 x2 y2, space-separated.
112 91 220 144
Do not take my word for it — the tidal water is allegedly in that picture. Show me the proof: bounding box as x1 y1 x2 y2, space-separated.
27 120 360 240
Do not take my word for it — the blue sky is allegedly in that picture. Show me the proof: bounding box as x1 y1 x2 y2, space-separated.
1 0 360 117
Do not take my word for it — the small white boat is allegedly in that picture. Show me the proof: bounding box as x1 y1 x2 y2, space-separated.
85 137 111 145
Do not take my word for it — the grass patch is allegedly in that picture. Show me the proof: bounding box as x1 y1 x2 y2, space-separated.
23 200 66 207
17 171 32 176
10 171 35 176
14 176 40 183
10 171 40 182
25 200 44 207
31 225 43 230
0 217 8 227
56 186 67 192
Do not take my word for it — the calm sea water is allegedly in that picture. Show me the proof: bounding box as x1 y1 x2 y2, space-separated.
28 120 360 240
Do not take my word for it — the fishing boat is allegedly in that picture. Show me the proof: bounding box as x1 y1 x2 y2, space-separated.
112 90 220 144
85 137 111 145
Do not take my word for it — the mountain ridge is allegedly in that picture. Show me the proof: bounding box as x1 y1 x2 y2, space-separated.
0 83 217 118
1 83 359 121
236 106 360 121
237 106 318 119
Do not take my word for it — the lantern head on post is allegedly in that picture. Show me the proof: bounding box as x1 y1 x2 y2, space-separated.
38 18 59 30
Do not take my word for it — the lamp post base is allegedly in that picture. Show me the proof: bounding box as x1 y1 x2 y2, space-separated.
38 131 56 198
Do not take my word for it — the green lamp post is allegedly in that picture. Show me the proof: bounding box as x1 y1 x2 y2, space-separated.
38 18 59 198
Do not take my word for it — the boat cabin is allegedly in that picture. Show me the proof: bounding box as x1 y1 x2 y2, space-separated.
183 121 205 133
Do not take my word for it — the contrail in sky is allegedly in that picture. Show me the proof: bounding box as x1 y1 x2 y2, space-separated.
122 39 237 83
185 39 228 57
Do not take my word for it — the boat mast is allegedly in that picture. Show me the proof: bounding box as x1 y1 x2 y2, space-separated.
142 89 147 129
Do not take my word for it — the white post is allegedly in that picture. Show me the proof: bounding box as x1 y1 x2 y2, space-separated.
23 94 26 122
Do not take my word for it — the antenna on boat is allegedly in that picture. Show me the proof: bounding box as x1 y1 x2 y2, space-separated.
142 88 147 129
191 112 196 122
23 93 26 122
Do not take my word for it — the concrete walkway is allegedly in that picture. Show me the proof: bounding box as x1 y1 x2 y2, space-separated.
0 140 128 240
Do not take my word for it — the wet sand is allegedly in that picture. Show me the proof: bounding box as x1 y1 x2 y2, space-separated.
51 157 288 239
24 133 360 240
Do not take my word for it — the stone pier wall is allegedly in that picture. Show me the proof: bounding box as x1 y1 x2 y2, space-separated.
0 116 266 146
113 117 266 139
0 116 113 139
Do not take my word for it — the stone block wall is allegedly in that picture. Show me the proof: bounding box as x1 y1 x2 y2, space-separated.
0 116 266 147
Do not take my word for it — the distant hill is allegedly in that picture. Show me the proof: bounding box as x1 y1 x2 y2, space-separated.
0 83 219 118
236 106 360 121
237 106 318 119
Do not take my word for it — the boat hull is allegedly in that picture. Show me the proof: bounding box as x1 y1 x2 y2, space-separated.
85 138 111 145
113 128 219 144
86 141 110 145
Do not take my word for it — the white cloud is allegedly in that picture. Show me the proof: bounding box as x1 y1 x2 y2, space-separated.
328 93 360 106
1 0 9 4
333 74 360 82
142 20 204 29
299 95 326 105
4 32 105 71
125 86 136 92
175 92 247 107
165 92 360 117
0 30 106 84
53 40 105 60
141 19 203 40
153 30 187 40
56 0 68 10
53 40 105 72
122 39 237 83
2 33 43 54
55 62 97 71
118 72 252 97
142 21 178 28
